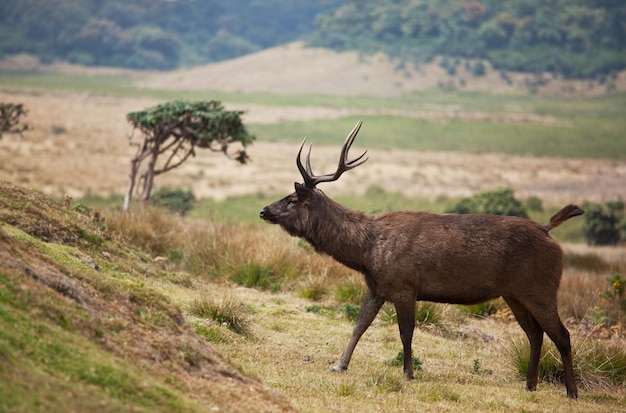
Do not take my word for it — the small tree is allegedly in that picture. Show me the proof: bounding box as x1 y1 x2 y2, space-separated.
124 100 254 210
0 103 29 138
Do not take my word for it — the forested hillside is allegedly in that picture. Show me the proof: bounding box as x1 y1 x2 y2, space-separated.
0 0 340 69
311 0 626 79
1 0 624 79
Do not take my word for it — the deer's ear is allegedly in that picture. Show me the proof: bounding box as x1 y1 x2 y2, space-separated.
294 182 314 200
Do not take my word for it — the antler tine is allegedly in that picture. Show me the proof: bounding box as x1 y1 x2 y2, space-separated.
338 121 368 171
296 139 316 188
296 121 368 188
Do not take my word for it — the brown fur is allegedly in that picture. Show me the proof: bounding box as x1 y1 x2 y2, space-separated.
261 183 583 398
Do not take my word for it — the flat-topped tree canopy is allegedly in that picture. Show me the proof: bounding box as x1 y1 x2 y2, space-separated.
124 100 255 210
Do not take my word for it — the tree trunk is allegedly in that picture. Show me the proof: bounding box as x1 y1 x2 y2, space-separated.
124 158 140 211
139 150 158 206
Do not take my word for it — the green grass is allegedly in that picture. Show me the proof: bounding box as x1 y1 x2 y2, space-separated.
248 114 626 159
0 270 197 413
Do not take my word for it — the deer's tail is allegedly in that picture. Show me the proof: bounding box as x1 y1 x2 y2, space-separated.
544 204 584 232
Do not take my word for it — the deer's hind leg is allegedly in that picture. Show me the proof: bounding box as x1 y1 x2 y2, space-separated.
504 296 544 393
526 299 578 399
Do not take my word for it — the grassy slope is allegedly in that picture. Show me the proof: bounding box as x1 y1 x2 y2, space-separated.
0 181 294 413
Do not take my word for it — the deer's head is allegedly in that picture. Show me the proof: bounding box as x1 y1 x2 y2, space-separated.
259 121 368 234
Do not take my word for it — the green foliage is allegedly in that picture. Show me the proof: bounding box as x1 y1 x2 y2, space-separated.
127 100 255 155
445 188 529 218
311 0 626 79
0 0 340 69
151 187 196 216
582 200 626 246
0 102 29 138
386 349 423 371
340 303 360 322
379 302 443 327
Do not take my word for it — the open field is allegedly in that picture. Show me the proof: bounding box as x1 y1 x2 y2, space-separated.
1 43 626 412
0 87 624 208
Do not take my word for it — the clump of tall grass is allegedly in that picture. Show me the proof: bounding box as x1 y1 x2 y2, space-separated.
508 336 626 390
105 206 187 257
366 371 404 393
379 302 445 328
186 294 252 336
335 274 366 305
461 298 506 319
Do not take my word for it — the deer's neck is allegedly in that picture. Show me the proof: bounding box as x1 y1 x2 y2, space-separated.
304 200 375 273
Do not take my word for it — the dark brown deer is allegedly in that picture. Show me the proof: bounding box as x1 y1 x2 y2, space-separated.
259 121 582 398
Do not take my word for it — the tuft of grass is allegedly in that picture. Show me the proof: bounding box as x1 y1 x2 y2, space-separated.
334 275 366 305
366 371 404 393
379 302 445 327
230 263 283 292
186 294 252 336
386 349 423 371
340 303 360 322
298 272 330 301
105 206 186 257
462 298 505 319
508 336 626 390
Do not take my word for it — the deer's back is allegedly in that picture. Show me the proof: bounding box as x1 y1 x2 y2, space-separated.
368 211 563 304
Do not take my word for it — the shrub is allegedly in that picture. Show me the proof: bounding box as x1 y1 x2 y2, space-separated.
582 200 625 246
471 61 486 76
446 188 528 218
151 187 196 216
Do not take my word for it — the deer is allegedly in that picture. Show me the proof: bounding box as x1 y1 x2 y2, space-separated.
259 121 583 398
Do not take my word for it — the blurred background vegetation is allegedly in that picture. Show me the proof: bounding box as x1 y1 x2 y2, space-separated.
1 0 624 79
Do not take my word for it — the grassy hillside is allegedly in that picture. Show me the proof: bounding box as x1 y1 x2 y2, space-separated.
0 181 293 412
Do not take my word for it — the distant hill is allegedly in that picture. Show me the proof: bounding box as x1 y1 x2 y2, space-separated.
0 0 624 79
138 42 626 97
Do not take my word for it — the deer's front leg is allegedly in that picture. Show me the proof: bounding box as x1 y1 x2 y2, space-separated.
394 297 416 380
332 289 384 373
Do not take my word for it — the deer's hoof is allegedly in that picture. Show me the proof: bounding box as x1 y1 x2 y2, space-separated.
331 365 347 373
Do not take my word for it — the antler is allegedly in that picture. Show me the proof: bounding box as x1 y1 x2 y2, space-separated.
297 121 368 188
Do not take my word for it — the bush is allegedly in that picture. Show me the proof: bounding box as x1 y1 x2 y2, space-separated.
151 187 196 216
446 188 528 218
582 200 625 246
471 61 486 76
